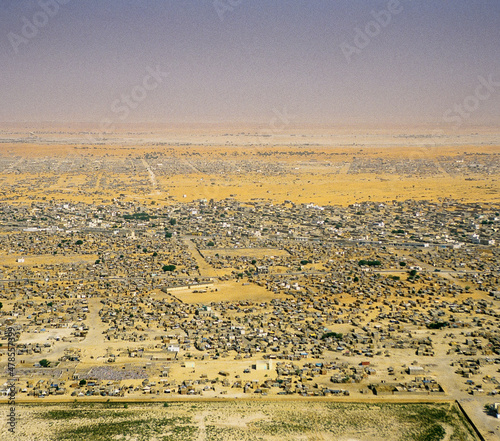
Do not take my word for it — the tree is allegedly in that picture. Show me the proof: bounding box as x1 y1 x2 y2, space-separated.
427 322 448 330
207 241 215 247
162 265 176 272
321 332 343 340
169 218 177 226
399 261 407 267
358 260 381 267
165 231 172 238
75 240 84 245
79 379 87 386
0 301 3 310
39 359 50 368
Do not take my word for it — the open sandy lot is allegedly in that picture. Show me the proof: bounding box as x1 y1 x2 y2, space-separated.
0 400 481 441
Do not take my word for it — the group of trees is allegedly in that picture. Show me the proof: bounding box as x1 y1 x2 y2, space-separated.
162 264 176 272
407 269 419 280
358 259 381 267
427 322 448 330
321 332 343 340
164 219 176 238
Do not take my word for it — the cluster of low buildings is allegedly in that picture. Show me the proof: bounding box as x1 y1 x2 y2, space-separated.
0 197 499 400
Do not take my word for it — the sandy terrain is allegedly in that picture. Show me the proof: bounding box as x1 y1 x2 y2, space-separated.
0 400 481 441
0 125 498 206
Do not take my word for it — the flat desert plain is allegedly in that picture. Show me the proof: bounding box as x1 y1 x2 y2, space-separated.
0 124 498 206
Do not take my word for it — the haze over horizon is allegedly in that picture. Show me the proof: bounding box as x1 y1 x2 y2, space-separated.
1 0 499 127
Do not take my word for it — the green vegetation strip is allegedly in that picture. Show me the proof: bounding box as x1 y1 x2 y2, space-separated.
6 401 481 441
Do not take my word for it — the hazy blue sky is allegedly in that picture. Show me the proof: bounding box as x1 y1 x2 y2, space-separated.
1 0 499 125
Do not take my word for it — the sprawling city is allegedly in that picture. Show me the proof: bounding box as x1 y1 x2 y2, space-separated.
1 1 500 440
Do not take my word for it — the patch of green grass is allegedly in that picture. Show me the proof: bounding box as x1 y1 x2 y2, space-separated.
18 401 480 441
41 409 131 420
56 419 150 441
55 415 193 441
162 425 198 441
414 423 446 441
